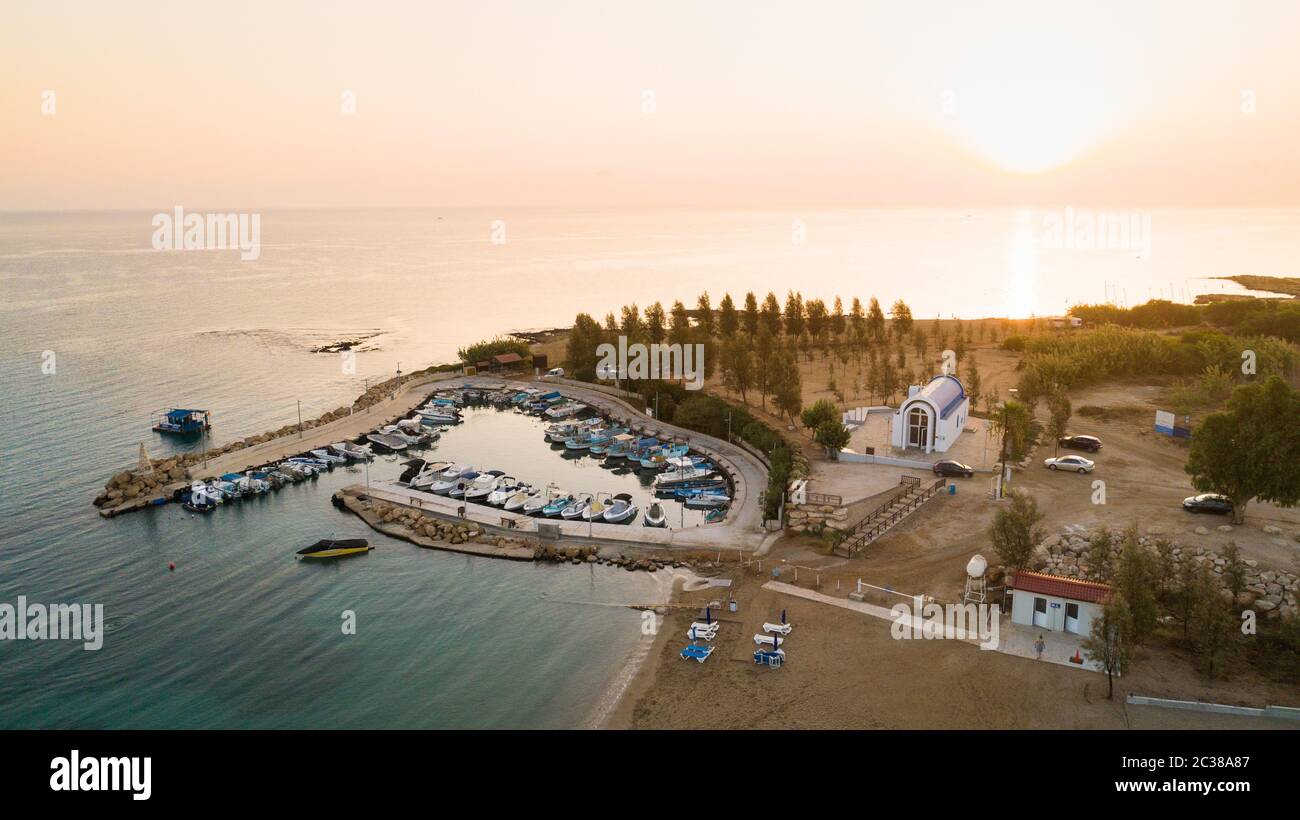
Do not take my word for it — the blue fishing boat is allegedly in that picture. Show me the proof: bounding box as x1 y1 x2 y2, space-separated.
152 408 210 436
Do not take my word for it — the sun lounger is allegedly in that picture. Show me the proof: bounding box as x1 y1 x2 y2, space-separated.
753 648 785 667
679 644 715 663
690 621 720 633
762 621 793 635
754 633 782 647
687 626 718 641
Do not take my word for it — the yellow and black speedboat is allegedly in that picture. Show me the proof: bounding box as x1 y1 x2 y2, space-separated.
295 538 372 560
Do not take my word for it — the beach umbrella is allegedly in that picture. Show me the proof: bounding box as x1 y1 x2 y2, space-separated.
781 608 787 625
705 607 712 625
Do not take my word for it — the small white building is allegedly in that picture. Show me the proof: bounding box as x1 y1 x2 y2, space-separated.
890 374 970 454
1008 571 1111 635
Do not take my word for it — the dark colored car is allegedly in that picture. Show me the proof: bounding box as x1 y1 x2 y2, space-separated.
933 460 974 479
1182 493 1233 515
1058 435 1102 452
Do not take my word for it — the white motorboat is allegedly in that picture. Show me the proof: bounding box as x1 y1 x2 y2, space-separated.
379 425 427 445
652 466 716 489
330 441 371 460
463 471 505 501
502 486 533 512
410 461 454 490
447 472 481 498
366 432 408 452
486 477 523 506
561 493 593 520
522 485 560 515
602 493 638 524
643 502 667 527
310 448 347 464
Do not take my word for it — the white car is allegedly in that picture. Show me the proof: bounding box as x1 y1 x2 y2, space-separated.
545 367 565 378
1044 454 1095 474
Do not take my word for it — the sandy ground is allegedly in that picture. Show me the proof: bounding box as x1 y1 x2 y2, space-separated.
612 570 1298 730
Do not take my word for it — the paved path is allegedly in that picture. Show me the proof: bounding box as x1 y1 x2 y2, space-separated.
763 581 1103 672
193 372 460 478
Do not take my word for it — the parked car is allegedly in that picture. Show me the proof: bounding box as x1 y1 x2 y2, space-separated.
1043 455 1095 473
545 367 565 378
1182 493 1234 515
933 460 974 478
1058 435 1102 452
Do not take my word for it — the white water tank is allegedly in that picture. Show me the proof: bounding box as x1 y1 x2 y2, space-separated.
966 554 987 579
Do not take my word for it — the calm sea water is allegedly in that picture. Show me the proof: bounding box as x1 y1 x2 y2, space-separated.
0 208 1296 727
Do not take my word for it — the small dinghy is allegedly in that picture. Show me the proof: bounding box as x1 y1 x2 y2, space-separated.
295 538 373 560
310 448 347 464
643 502 667 528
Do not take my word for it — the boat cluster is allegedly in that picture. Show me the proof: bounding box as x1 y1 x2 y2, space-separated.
398 458 651 525
544 418 731 513
178 441 374 514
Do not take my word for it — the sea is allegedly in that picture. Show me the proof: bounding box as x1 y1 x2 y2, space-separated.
0 207 1295 728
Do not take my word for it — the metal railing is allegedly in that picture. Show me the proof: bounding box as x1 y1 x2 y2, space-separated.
804 491 843 506
836 477 946 557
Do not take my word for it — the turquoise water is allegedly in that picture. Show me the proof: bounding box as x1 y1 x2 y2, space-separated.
1 208 1295 727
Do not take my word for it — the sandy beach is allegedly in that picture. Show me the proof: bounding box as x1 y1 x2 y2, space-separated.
609 567 1298 730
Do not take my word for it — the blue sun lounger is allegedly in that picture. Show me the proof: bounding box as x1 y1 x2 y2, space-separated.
680 644 715 663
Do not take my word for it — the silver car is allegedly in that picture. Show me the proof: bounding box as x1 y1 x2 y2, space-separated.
1043 454 1095 474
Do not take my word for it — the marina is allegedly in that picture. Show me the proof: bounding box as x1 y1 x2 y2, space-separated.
91 377 767 556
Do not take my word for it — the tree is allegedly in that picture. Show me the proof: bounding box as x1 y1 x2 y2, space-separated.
1114 528 1159 644
992 399 1034 462
783 290 805 337
565 313 605 381
866 297 886 341
850 297 866 340
754 327 776 410
1188 565 1235 678
1186 375 1300 523
805 298 828 342
668 301 691 345
889 299 914 342
1221 542 1247 599
1083 594 1134 700
619 304 643 341
696 291 715 338
1046 390 1072 455
718 293 739 338
965 358 982 410
831 296 846 339
760 292 782 336
742 292 760 337
800 398 839 434
814 419 851 458
773 350 803 424
644 302 666 344
987 490 1045 570
720 335 753 403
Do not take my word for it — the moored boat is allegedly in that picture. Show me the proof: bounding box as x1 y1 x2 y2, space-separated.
295 538 373 559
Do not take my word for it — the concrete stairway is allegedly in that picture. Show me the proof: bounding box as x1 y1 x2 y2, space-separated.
834 475 946 558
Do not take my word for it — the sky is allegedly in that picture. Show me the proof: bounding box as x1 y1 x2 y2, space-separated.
2 0 1298 210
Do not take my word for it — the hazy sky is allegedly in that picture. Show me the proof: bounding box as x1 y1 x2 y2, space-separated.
3 0 1298 209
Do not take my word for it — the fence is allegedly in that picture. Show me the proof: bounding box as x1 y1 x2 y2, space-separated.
836 476 945 557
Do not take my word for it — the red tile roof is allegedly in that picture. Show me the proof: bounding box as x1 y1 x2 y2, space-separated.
1009 570 1111 604
493 352 524 364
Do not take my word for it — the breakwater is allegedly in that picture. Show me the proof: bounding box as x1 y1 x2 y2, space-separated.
92 367 457 517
